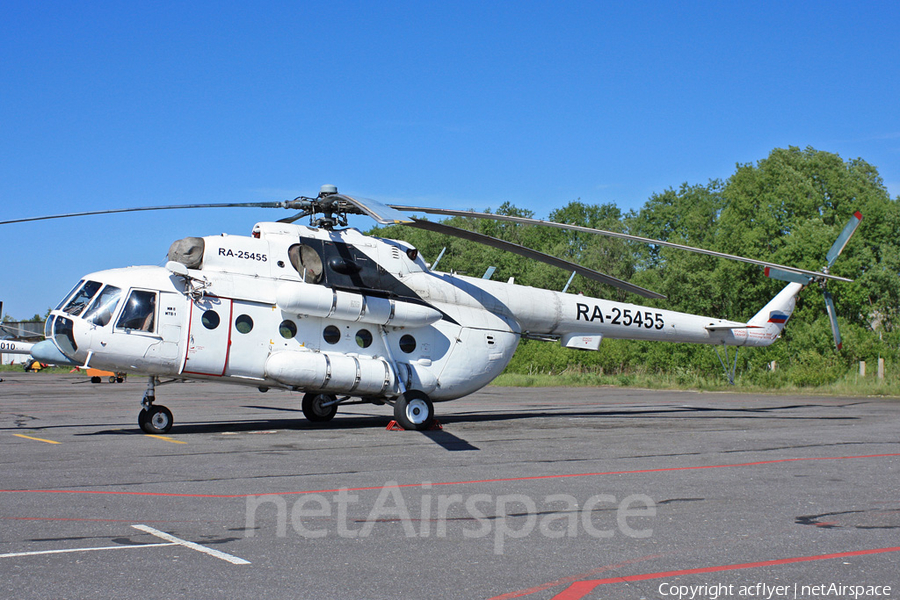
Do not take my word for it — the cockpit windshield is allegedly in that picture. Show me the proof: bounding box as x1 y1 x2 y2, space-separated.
82 285 123 327
56 280 85 311
60 280 103 316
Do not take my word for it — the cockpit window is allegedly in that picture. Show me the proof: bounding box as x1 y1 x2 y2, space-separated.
83 286 122 327
54 317 77 355
61 280 103 316
56 280 86 311
116 290 157 332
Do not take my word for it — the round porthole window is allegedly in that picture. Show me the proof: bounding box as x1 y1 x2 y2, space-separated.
279 320 297 339
201 310 220 330
323 325 341 344
399 334 416 353
235 314 253 334
355 329 373 348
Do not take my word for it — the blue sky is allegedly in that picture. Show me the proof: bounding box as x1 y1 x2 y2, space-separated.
2 1 898 319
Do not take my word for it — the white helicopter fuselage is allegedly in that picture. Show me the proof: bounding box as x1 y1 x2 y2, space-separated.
39 222 800 403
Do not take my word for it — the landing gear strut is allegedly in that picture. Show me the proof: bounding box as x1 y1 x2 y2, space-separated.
301 393 339 423
138 376 174 434
393 390 435 431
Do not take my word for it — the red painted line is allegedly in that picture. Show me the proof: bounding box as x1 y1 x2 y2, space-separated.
1 452 897 499
488 554 666 600
182 295 232 378
222 299 234 377
550 546 900 600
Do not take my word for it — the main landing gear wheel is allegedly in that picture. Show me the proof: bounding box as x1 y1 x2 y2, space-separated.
393 391 435 431
302 393 338 423
139 405 174 434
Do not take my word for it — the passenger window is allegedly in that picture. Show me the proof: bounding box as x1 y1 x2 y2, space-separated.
279 320 297 339
83 286 122 327
323 325 341 344
399 334 416 353
116 290 157 332
355 329 373 348
235 314 254 334
201 310 220 330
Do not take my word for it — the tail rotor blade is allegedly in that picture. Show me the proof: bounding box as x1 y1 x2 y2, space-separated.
825 211 863 268
765 266 812 285
823 290 842 350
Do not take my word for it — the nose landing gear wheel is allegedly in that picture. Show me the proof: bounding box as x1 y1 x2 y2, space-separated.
139 405 174 434
393 391 434 431
302 393 338 423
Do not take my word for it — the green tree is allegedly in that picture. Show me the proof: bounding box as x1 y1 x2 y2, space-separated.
368 146 900 384
716 146 899 367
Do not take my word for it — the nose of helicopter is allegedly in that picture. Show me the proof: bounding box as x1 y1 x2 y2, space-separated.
31 339 79 366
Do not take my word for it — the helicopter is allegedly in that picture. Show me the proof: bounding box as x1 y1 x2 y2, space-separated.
2 185 861 433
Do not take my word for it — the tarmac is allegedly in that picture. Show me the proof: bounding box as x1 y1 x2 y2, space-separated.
1 372 898 600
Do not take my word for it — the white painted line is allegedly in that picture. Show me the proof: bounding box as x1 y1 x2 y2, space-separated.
0 543 175 559
132 524 251 565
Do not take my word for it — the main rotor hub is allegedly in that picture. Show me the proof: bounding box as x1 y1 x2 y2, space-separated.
319 184 338 197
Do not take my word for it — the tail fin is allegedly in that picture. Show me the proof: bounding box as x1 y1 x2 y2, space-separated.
746 282 804 343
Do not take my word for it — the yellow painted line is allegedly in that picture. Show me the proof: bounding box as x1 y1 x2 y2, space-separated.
13 434 61 445
144 435 187 445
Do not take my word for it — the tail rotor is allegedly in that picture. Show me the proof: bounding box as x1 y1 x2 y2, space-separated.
765 211 862 350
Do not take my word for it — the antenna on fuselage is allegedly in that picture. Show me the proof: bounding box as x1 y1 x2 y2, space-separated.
430 247 447 271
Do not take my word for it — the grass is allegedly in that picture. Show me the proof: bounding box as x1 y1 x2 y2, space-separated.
0 364 75 375
492 368 900 398
4 363 897 398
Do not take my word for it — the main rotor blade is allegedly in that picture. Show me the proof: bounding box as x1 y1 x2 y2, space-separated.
390 206 854 284
277 210 313 224
334 194 415 225
0 202 290 226
823 290 843 350
825 211 863 268
407 219 666 299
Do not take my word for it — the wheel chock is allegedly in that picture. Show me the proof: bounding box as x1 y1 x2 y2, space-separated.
386 420 443 431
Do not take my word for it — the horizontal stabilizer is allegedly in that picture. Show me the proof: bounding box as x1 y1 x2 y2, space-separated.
561 333 603 350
